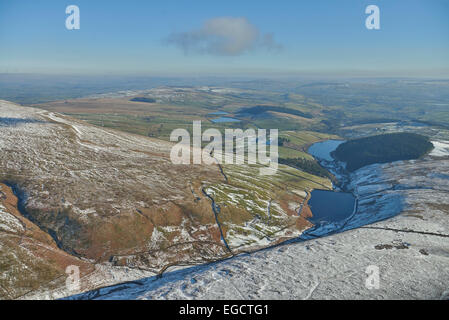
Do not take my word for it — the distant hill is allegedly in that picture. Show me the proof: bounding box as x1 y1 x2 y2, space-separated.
334 132 434 172
237 105 313 119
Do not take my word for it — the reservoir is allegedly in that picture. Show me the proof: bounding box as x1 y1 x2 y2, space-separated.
307 189 356 224
210 117 241 123
308 139 344 161
307 139 356 224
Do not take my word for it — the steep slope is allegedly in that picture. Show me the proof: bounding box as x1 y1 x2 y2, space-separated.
0 182 94 299
0 100 328 298
0 100 228 268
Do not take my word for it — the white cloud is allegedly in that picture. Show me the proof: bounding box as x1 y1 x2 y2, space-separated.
165 17 282 56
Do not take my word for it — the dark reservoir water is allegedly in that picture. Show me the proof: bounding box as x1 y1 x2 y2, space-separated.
308 190 356 224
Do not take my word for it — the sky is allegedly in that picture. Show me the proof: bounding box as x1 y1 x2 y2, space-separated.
0 0 448 76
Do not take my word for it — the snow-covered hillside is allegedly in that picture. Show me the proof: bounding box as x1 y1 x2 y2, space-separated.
0 100 328 299
67 154 449 300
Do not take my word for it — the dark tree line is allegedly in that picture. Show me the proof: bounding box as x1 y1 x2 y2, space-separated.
130 97 156 103
334 132 434 172
279 157 332 179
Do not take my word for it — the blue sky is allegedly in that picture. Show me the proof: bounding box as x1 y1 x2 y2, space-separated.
0 0 448 76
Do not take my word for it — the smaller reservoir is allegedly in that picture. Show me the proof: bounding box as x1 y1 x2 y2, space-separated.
307 190 356 224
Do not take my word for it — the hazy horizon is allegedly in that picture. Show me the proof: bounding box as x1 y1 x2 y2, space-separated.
1 0 448 77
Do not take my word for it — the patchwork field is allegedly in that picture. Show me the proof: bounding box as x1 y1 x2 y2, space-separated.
32 86 329 141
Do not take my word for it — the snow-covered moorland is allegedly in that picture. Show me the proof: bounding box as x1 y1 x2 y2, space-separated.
67 152 449 300
0 100 329 299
